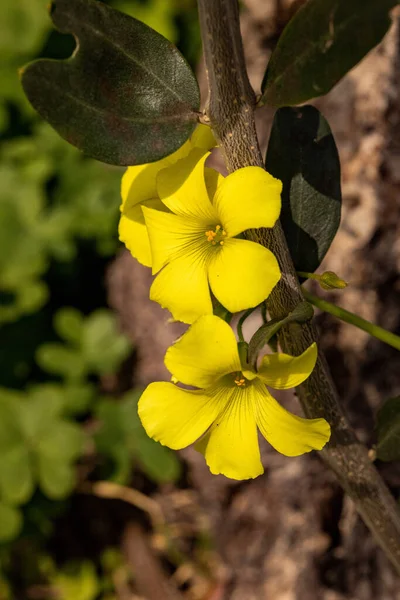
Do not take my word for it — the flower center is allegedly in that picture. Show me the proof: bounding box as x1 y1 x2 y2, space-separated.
205 224 227 246
234 372 247 387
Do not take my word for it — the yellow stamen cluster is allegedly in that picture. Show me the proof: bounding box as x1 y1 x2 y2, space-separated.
205 224 227 246
234 374 246 387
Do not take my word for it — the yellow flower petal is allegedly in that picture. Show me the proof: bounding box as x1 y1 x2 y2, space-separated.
165 314 241 388
119 199 166 268
254 381 330 456
204 167 224 200
121 162 164 211
214 166 282 237
150 254 212 324
121 125 215 210
142 205 206 274
198 385 263 480
257 343 318 390
190 123 217 150
138 383 224 449
157 148 218 223
207 238 281 314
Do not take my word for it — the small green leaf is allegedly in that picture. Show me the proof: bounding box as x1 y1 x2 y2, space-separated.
54 308 84 345
20 0 200 166
37 457 76 499
266 106 341 273
82 310 131 375
261 0 398 106
0 502 23 543
36 343 86 380
0 446 34 505
376 397 400 462
248 302 313 369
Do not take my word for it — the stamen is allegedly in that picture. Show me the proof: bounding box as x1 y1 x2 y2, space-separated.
234 373 247 387
205 225 227 245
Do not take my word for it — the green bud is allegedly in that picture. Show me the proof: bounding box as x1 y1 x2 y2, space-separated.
320 271 348 290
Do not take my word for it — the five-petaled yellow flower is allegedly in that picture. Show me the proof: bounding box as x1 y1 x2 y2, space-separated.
119 124 216 268
139 315 331 480
125 147 282 323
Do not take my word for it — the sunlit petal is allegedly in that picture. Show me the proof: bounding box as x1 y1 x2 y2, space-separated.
142 205 206 274
208 238 281 313
190 123 217 150
121 162 165 211
157 149 218 222
165 314 241 387
119 199 166 267
150 253 212 324
258 343 317 390
214 166 281 237
197 385 263 480
138 383 224 449
254 381 330 456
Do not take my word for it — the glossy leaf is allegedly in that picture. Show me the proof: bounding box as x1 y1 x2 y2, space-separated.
21 0 200 166
376 397 400 462
265 106 341 273
261 0 398 106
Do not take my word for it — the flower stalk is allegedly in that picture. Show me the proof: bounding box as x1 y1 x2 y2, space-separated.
303 289 400 352
197 0 400 571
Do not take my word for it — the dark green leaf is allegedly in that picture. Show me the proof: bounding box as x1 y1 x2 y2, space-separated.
376 396 400 462
266 106 341 273
21 0 200 166
261 0 398 106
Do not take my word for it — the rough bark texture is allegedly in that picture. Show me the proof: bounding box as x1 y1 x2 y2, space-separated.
107 1 400 597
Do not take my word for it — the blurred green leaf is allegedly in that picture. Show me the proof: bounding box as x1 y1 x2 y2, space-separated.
36 344 87 380
53 562 99 600
21 0 200 165
376 397 400 462
54 308 84 345
82 310 131 375
0 387 85 506
0 502 23 543
95 392 181 484
265 106 341 273
0 446 34 505
261 0 398 106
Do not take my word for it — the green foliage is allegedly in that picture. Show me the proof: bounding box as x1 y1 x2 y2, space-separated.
376 397 400 462
37 308 131 380
0 124 122 325
0 0 50 128
21 0 200 166
265 106 341 274
52 562 100 600
0 386 84 516
261 0 398 106
95 391 181 484
0 503 23 543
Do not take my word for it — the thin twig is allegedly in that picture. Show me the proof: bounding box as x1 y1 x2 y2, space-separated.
197 0 400 572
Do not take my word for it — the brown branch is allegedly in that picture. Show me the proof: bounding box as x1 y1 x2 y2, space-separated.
197 0 400 573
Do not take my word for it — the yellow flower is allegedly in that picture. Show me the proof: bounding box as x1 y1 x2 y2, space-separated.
119 124 216 267
139 315 331 480
142 151 282 323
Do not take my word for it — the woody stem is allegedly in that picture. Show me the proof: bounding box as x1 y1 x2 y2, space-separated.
197 0 400 572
